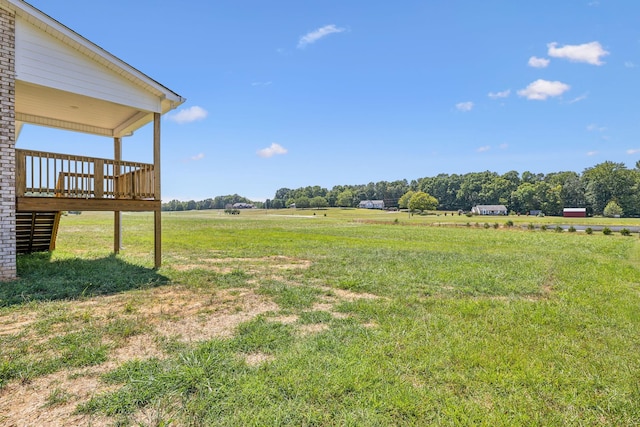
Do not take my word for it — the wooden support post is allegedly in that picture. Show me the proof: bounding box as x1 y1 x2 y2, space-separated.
114 137 122 253
153 113 161 268
15 150 25 197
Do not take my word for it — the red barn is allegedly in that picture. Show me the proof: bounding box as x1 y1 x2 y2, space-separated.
563 208 587 218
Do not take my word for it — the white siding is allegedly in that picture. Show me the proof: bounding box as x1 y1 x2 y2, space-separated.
15 18 161 113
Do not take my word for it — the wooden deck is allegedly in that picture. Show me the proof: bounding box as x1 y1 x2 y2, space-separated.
16 149 160 212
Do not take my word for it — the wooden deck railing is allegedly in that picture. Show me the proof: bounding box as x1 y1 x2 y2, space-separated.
16 149 156 200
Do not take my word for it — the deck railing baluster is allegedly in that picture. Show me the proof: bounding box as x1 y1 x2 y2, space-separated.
16 149 155 201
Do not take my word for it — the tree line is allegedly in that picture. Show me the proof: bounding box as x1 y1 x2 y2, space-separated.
162 194 260 211
268 161 639 216
163 161 640 217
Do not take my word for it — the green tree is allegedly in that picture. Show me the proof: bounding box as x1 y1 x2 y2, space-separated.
582 161 634 215
295 196 310 208
336 189 354 207
310 196 329 209
603 200 623 217
419 174 464 211
511 182 538 213
457 171 498 208
409 191 438 213
398 191 415 209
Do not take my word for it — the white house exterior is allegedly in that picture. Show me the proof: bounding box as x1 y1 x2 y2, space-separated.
471 205 508 215
359 200 385 210
0 0 185 279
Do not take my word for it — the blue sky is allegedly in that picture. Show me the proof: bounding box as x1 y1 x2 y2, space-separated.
20 0 640 201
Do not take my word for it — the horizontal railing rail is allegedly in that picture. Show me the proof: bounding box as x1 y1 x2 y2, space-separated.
16 149 155 200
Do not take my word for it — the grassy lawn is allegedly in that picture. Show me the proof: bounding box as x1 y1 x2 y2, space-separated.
1 209 640 425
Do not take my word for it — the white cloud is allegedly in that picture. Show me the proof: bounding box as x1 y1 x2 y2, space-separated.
517 79 570 100
297 25 346 49
627 149 640 155
488 89 511 99
587 123 606 132
167 106 208 124
586 151 598 156
625 61 636 68
547 41 609 65
257 143 288 158
456 101 474 112
567 93 588 104
528 56 550 68
477 146 491 153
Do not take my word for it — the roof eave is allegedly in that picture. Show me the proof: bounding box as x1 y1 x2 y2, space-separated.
5 0 184 109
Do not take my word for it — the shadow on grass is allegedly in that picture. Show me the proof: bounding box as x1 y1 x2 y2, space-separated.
0 253 169 307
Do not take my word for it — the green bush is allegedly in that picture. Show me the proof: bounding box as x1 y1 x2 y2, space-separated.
484 223 490 229
620 228 631 236
585 227 593 235
505 220 514 227
568 226 576 233
540 225 548 231
527 223 535 231
602 227 612 235
493 223 499 229
555 226 563 233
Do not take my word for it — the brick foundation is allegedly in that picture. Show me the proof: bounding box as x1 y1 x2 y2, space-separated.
0 8 16 280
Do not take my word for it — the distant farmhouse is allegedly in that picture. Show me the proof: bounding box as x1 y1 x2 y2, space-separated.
471 205 508 215
563 207 586 218
359 200 385 210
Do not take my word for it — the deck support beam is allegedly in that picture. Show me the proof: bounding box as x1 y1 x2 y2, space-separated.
153 113 161 269
114 137 122 254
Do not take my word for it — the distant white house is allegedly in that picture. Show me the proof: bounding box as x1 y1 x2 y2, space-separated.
359 200 385 210
471 205 508 215
232 203 255 209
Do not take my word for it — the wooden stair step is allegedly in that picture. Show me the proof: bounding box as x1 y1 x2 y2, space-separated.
15 211 62 254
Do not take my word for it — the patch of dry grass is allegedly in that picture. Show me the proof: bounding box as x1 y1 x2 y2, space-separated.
0 254 379 426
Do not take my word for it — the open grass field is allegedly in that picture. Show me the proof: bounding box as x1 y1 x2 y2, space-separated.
1 208 640 425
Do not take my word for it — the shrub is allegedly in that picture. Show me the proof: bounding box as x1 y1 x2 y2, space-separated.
483 223 490 229
555 226 563 233
568 226 576 233
505 220 514 228
493 223 499 229
585 227 593 235
602 227 612 235
527 223 535 231
540 225 548 231
620 228 631 236
603 200 623 218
